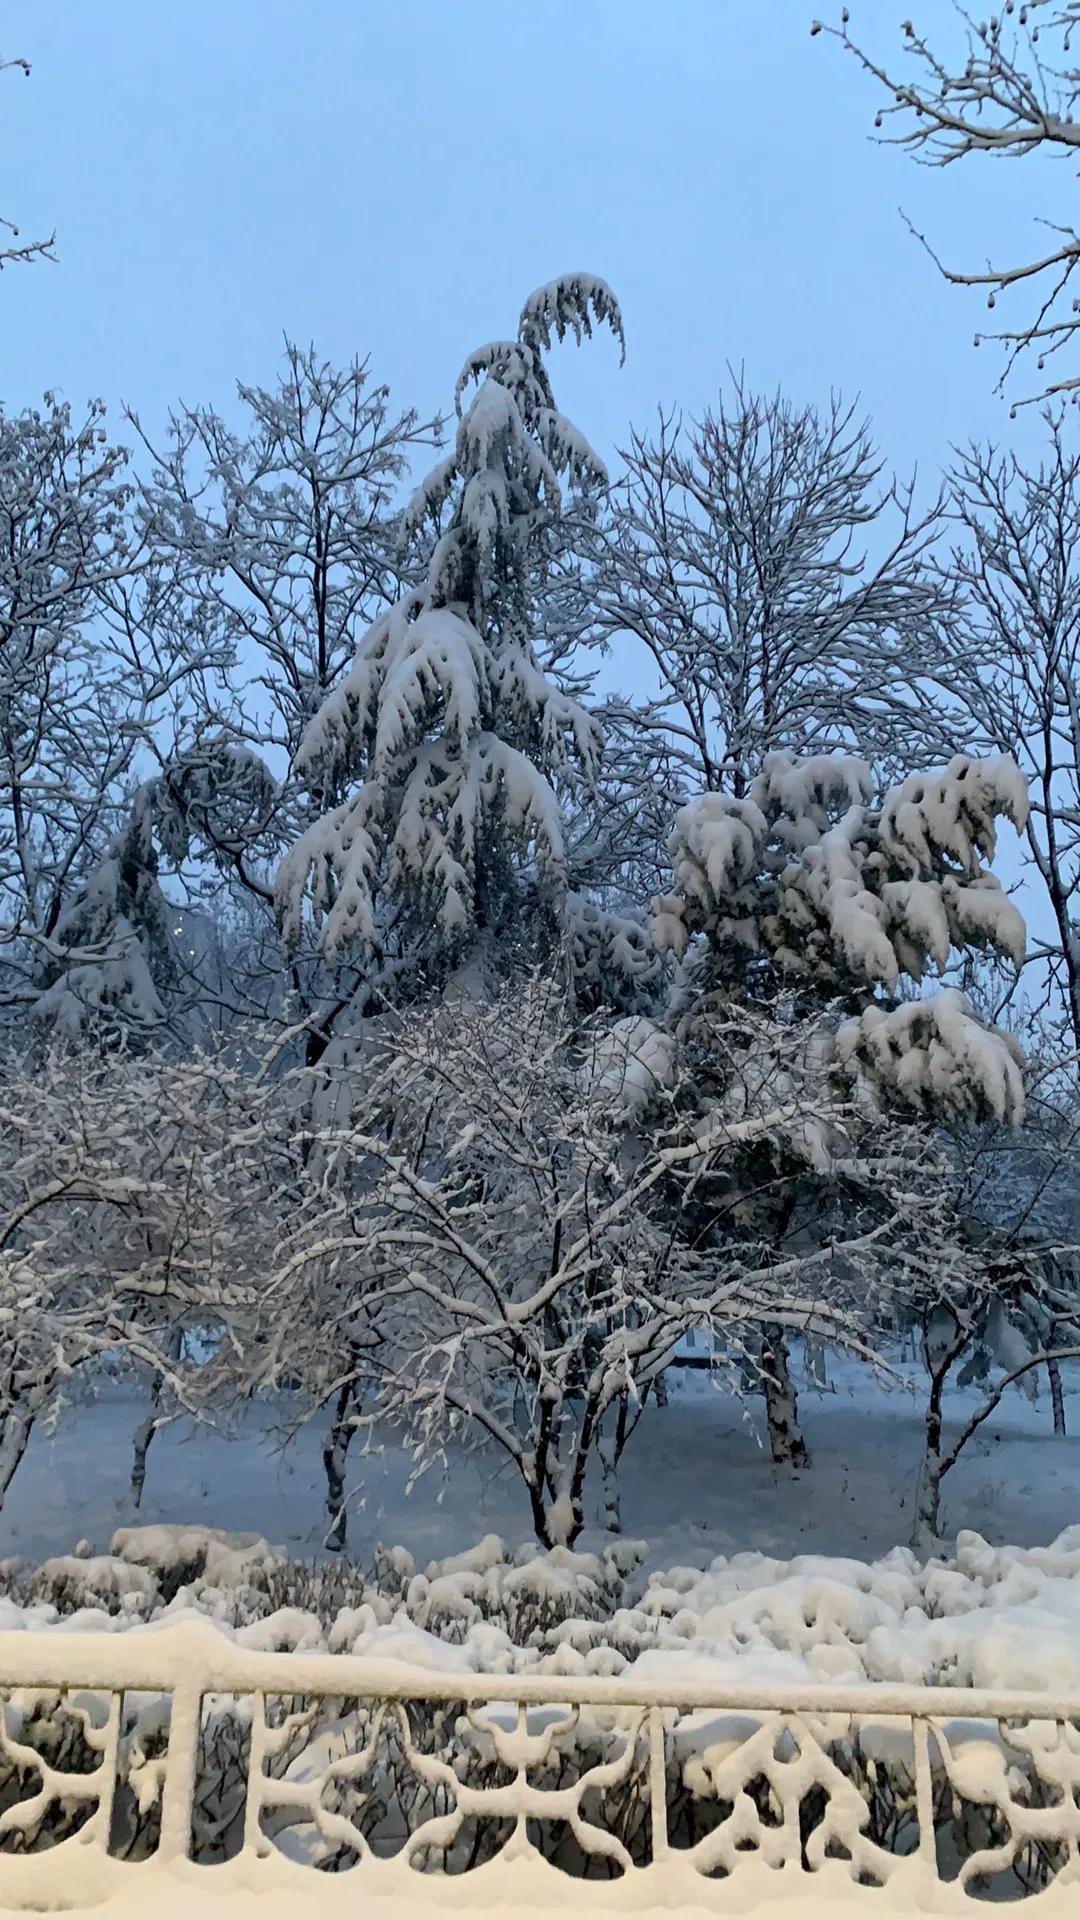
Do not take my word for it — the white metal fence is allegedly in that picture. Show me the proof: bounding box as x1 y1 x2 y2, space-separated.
1 1619 1080 1911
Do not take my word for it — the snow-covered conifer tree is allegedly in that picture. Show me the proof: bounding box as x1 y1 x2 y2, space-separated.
650 746 1032 1466
31 740 279 1039
277 276 626 997
656 749 1030 1127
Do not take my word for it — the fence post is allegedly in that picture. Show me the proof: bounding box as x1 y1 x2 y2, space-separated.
913 1716 937 1892
158 1674 201 1865
648 1706 669 1863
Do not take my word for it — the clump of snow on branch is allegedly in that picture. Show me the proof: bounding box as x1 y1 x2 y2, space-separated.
565 891 662 1013
656 749 1030 1127
657 750 1027 989
836 990 1026 1129
586 1014 675 1121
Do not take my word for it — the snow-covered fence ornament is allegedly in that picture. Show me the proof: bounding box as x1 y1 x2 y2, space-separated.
2 1619 1080 1909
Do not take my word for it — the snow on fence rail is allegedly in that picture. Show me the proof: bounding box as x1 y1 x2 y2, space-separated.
2 1619 1080 1911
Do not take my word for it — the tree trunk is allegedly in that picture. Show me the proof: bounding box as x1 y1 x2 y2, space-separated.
912 1314 966 1556
913 1364 947 1557
1048 1353 1067 1437
760 1328 810 1468
323 1378 359 1551
130 1403 163 1510
598 1406 628 1536
130 1327 183 1508
0 1405 36 1513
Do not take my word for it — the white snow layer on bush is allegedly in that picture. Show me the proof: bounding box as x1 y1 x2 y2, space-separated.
7 1522 1080 1700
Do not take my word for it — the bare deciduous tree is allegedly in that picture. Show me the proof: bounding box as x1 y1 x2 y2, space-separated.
0 1037 288 1515
819 5 1080 403
882 415 1080 1050
0 55 55 271
598 382 952 801
251 980 959 1546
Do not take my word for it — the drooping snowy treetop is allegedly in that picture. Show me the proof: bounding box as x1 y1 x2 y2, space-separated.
276 275 625 969
33 739 279 1038
655 749 1031 1126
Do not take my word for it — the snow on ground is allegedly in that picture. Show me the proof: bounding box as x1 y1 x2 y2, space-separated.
0 1878 968 1920
2 1348 1078 1572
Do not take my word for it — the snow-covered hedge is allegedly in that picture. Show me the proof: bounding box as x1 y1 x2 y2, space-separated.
8 1521 1080 1690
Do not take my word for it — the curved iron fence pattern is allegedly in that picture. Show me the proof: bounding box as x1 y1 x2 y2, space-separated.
0 1622 1079 1910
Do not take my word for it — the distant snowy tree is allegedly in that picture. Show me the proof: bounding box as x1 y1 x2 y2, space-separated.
869 418 1080 1054
134 345 435 780
277 276 627 1002
0 398 229 1029
0 1037 285 1515
597 383 952 800
900 1066 1080 1547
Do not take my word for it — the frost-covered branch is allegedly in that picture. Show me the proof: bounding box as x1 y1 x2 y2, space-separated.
820 5 1080 401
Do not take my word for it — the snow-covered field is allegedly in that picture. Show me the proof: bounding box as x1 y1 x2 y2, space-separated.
3 1349 1077 1573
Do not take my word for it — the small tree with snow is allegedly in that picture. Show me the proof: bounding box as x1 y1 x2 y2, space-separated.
0 1036 287 1515
251 976 951 1546
277 277 627 1001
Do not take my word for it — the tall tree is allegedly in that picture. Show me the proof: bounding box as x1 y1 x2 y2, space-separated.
278 275 627 1001
925 419 1080 1052
0 399 224 1027
134 345 436 786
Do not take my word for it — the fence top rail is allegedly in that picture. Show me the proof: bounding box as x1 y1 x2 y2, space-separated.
0 1621 1072 1721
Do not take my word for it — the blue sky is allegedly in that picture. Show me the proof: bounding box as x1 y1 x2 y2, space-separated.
0 0 1056 479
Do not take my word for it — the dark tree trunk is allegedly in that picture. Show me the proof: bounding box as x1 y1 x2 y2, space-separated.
1049 1353 1067 1437
323 1378 359 1550
760 1327 810 1468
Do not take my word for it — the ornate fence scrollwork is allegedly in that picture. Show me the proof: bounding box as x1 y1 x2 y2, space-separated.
0 1621 1079 1909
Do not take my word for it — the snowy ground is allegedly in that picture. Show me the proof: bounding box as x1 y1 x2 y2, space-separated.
4 1349 1078 1570
0 1880 964 1920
